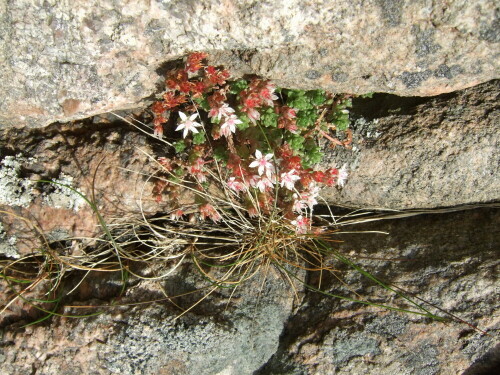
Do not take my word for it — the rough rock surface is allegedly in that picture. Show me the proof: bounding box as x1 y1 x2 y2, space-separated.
0 269 295 375
322 79 500 209
0 0 499 128
0 112 170 257
255 207 500 375
1 208 498 375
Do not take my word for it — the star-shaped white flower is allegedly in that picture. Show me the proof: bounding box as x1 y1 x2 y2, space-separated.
227 177 246 192
220 115 242 137
209 103 235 121
290 215 311 234
249 150 275 178
280 169 301 190
176 111 202 138
254 176 275 192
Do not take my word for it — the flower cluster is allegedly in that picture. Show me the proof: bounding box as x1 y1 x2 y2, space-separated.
150 53 352 234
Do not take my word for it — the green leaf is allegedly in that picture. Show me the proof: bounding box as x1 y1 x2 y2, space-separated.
236 113 251 130
336 117 349 131
213 146 229 164
174 167 184 177
260 107 278 128
296 109 318 128
193 131 206 145
193 97 210 111
284 89 314 110
286 133 305 152
306 90 326 106
173 141 187 153
301 140 323 169
288 96 312 110
230 79 249 94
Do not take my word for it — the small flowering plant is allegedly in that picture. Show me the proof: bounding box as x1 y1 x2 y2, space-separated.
3 53 454 327
150 52 353 235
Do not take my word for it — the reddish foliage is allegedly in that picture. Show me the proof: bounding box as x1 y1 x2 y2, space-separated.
205 66 230 86
163 92 187 109
185 52 208 73
151 101 166 115
311 171 325 183
322 168 339 186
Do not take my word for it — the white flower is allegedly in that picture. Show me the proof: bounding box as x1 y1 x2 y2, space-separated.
220 115 242 137
176 111 202 138
260 82 279 106
249 150 275 178
254 176 275 192
299 183 320 209
245 107 260 124
290 215 311 234
337 163 348 187
227 177 246 192
248 175 260 189
209 103 235 120
279 169 301 190
170 209 184 221
292 195 307 213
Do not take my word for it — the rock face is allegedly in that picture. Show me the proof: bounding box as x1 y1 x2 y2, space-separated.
0 0 499 128
255 208 500 375
1 208 498 375
1 2 499 374
322 79 500 209
1 269 295 375
0 115 161 258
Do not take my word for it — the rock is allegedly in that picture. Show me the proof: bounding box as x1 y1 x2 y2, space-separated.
255 207 500 375
0 0 498 128
0 267 294 375
321 79 500 209
0 115 161 258
1 208 497 375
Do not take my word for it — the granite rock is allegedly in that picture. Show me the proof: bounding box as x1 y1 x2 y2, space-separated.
0 0 498 128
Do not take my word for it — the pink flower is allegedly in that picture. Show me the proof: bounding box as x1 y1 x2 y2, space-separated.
249 150 275 179
219 115 242 137
279 169 301 190
260 82 279 106
254 176 275 192
188 158 207 182
176 111 202 138
154 124 164 139
247 205 259 218
295 183 320 210
247 175 261 189
209 103 235 120
170 209 184 221
282 106 297 119
227 177 246 192
291 215 311 234
292 195 307 213
199 203 222 222
243 107 261 124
